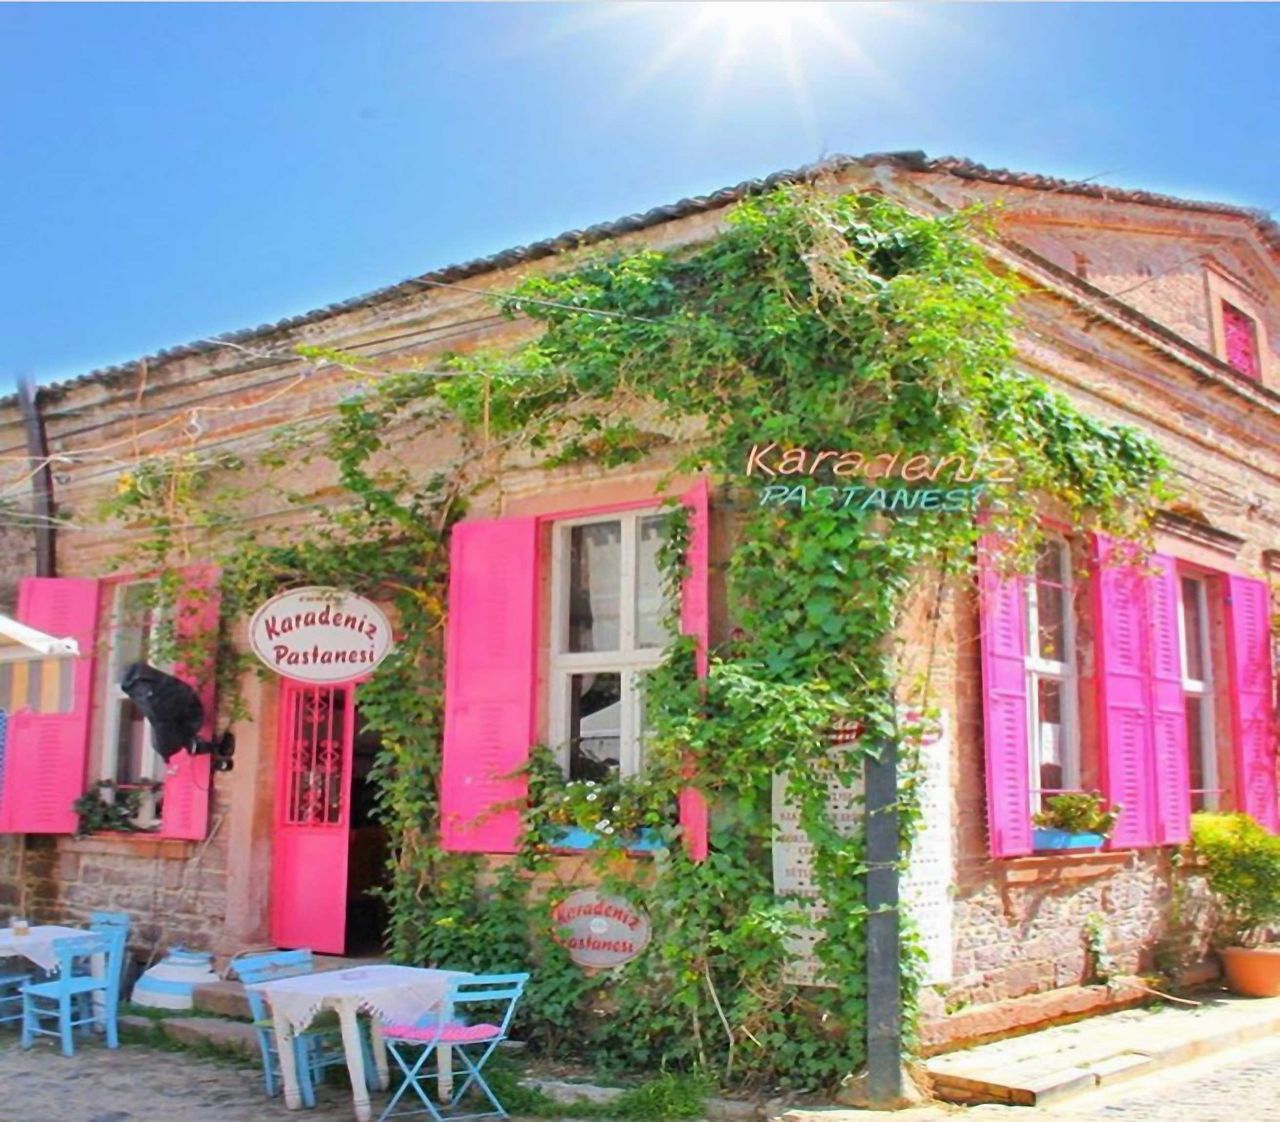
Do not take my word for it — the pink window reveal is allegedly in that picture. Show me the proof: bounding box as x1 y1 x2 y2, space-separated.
1222 302 1261 380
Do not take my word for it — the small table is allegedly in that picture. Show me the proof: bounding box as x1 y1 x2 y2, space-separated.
247 964 472 1122
0 925 90 972
0 924 105 1025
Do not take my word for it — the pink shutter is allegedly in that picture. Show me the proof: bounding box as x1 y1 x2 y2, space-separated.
161 566 221 840
1224 575 1278 831
0 578 100 834
1222 303 1261 380
678 478 711 862
1091 535 1156 849
440 517 540 853
1147 554 1190 844
977 534 1032 857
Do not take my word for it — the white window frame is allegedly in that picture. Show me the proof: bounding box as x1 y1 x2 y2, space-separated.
1025 537 1080 813
548 507 668 780
100 580 167 825
1176 574 1218 811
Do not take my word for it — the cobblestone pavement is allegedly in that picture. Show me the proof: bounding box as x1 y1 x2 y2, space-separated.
1034 1041 1280 1122
953 1037 1280 1122
3 1031 1279 1122
0 1035 376 1122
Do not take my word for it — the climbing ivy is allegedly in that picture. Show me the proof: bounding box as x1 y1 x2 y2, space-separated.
104 186 1169 1091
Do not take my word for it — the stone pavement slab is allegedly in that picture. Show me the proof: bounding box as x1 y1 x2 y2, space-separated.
924 991 1280 1106
0 1038 359 1122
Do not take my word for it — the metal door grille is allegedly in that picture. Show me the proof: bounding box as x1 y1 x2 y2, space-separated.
282 684 350 825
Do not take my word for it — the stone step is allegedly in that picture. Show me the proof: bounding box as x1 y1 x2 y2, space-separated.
120 1013 260 1058
192 978 251 1019
925 991 1280 1107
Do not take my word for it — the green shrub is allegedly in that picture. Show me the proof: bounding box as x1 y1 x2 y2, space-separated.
1190 812 1280 947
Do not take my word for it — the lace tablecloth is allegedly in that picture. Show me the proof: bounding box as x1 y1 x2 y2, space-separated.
0 925 88 972
246 964 472 1034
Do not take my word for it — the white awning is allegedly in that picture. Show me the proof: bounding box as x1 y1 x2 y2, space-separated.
0 613 79 664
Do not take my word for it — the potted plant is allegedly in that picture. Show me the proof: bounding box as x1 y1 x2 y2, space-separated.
1031 791 1120 852
1190 812 1280 997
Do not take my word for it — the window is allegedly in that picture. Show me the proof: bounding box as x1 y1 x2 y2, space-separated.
548 509 670 781
1177 575 1218 811
1025 539 1079 811
1222 302 1261 380
101 581 166 824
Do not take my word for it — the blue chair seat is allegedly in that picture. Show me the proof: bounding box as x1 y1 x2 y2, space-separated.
23 975 105 999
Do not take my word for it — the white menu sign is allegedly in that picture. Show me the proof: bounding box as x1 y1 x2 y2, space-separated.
771 712 953 987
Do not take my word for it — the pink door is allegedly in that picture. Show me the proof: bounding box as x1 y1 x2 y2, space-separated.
271 682 355 953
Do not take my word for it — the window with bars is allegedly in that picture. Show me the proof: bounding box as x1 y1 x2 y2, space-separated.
281 685 350 826
1177 575 1219 811
1024 538 1080 812
548 508 672 782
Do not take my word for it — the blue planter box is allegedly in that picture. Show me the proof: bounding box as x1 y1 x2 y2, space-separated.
1032 827 1105 852
552 826 664 853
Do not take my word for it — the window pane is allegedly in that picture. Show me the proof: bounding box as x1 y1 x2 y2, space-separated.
1180 577 1205 681
636 515 670 649
1036 677 1064 802
117 582 156 667
568 673 622 782
1034 542 1068 661
114 700 150 785
1186 695 1207 811
568 523 621 652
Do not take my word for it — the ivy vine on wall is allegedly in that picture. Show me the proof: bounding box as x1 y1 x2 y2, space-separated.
102 185 1169 1091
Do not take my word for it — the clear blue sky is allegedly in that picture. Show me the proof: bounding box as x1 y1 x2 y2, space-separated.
3 2 1277 389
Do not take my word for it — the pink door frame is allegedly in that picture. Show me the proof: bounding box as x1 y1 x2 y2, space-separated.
270 681 356 954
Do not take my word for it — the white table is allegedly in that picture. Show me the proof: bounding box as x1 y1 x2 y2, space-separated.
0 924 106 1024
247 964 472 1122
0 924 91 972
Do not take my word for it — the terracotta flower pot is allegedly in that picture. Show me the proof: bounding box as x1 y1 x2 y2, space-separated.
1219 946 1280 997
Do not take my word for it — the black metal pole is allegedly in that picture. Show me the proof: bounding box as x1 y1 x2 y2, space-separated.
17 374 55 578
864 734 903 1106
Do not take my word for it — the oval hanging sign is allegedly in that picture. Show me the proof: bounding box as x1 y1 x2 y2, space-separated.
552 889 651 969
248 586 394 683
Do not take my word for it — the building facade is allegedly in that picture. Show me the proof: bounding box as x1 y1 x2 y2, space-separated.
0 153 1276 1049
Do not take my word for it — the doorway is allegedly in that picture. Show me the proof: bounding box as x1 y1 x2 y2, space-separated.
270 681 390 955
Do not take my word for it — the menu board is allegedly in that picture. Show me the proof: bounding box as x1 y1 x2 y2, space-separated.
771 712 953 987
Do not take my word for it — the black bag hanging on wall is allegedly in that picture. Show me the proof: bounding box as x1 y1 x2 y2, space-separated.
120 661 206 762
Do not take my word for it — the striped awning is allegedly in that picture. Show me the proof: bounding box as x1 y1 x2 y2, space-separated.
0 614 80 715
0 614 79 663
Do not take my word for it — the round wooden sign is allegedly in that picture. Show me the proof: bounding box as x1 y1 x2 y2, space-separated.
552 889 651 968
248 586 394 683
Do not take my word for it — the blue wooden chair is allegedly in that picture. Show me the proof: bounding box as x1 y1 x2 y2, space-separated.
236 949 377 1108
377 972 529 1122
20 931 123 1056
89 911 131 933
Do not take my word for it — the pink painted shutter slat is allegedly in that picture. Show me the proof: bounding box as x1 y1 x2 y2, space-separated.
678 478 711 863
977 534 1032 858
1091 534 1156 849
440 517 540 853
1147 554 1190 844
162 565 221 840
0 578 100 835
1224 575 1278 831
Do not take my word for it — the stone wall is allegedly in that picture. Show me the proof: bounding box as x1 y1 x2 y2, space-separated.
12 786 234 969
